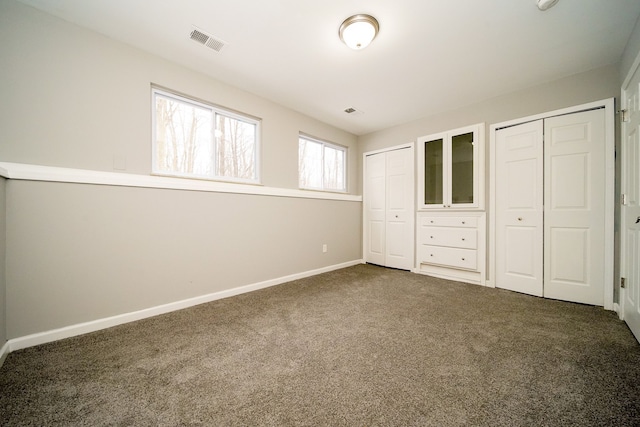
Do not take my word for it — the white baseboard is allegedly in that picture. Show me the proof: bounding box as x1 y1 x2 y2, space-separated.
614 302 623 320
0 341 9 369
7 259 363 353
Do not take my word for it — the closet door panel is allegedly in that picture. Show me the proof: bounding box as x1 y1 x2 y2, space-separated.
385 148 414 270
544 109 605 305
495 120 544 297
364 153 386 266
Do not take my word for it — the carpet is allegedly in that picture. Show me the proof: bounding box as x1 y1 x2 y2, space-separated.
1 264 639 426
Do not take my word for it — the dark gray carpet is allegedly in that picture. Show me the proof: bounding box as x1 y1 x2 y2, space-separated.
1 264 639 426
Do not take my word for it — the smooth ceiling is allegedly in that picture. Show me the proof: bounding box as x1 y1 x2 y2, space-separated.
16 0 640 135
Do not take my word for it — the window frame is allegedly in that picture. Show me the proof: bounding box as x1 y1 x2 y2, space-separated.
151 87 261 185
298 133 348 193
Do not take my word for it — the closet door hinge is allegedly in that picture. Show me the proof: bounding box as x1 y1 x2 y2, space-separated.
622 193 628 205
621 277 626 289
620 109 629 123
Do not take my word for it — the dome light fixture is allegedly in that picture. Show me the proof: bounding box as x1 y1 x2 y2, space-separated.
339 14 379 50
537 0 559 11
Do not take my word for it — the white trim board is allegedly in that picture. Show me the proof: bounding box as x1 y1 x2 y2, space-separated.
0 162 362 202
489 98 615 311
0 341 9 369
6 259 364 353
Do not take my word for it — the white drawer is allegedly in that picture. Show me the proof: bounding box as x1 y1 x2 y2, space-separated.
418 245 477 270
420 216 478 228
418 226 477 249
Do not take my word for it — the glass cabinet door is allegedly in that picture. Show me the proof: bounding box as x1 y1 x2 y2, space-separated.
417 123 483 210
450 132 474 205
424 138 444 205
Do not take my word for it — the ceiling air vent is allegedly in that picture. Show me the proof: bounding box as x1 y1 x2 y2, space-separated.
344 107 363 115
190 26 227 52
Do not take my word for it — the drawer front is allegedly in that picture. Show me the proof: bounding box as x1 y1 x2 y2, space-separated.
418 226 477 249
419 216 478 228
418 245 477 270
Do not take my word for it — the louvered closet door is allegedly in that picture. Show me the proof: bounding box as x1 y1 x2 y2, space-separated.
495 120 544 297
543 109 605 305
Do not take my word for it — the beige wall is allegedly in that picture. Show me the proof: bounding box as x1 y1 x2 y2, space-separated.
5 180 361 338
0 1 362 340
621 14 640 83
0 0 358 193
358 65 620 194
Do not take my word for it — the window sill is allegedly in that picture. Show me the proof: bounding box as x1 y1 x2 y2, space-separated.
0 162 362 202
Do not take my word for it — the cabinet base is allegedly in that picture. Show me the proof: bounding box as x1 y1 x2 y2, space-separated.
414 264 484 286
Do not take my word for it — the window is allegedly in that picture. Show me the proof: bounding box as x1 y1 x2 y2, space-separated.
298 135 347 192
153 88 260 183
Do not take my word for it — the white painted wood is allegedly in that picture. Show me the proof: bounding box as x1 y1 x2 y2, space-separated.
543 109 606 305
6 259 364 352
622 63 640 341
418 227 477 250
364 152 387 266
0 341 9 369
363 145 415 270
415 211 486 285
490 98 615 309
418 245 477 270
419 216 478 228
384 148 415 270
495 120 544 297
417 123 485 210
0 162 361 202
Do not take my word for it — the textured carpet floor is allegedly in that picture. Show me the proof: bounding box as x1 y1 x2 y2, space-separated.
1 264 639 426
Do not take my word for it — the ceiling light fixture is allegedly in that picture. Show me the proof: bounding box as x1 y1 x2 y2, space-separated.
339 14 379 50
537 0 559 11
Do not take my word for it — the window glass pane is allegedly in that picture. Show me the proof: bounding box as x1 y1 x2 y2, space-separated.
451 132 474 204
424 139 443 205
323 145 345 191
299 138 323 189
155 94 213 176
216 113 257 180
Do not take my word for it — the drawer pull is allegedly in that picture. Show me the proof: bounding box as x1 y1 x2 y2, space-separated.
518 217 523 221
430 254 434 257
430 220 434 223
462 221 466 224
462 258 465 261
430 236 434 239
461 238 465 241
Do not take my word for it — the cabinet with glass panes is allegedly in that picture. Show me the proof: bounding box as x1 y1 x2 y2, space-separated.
417 123 484 210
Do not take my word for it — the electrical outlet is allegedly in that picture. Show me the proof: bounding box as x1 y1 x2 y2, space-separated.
322 244 327 253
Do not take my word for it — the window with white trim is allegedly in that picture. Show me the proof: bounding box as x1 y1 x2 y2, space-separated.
298 134 347 192
152 88 260 183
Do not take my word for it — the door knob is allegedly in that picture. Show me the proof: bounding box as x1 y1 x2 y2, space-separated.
636 216 640 224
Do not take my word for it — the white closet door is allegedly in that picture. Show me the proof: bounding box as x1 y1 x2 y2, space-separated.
363 147 414 270
622 64 640 340
495 120 544 296
385 148 414 270
364 152 386 266
543 109 605 305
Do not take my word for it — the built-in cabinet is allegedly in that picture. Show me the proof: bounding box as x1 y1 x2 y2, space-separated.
417 124 483 210
415 123 486 285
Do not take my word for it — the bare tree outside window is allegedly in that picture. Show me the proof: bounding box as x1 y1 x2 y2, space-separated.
299 136 346 192
216 114 256 180
153 90 260 183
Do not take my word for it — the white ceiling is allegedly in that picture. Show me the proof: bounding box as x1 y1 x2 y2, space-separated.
16 0 640 135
